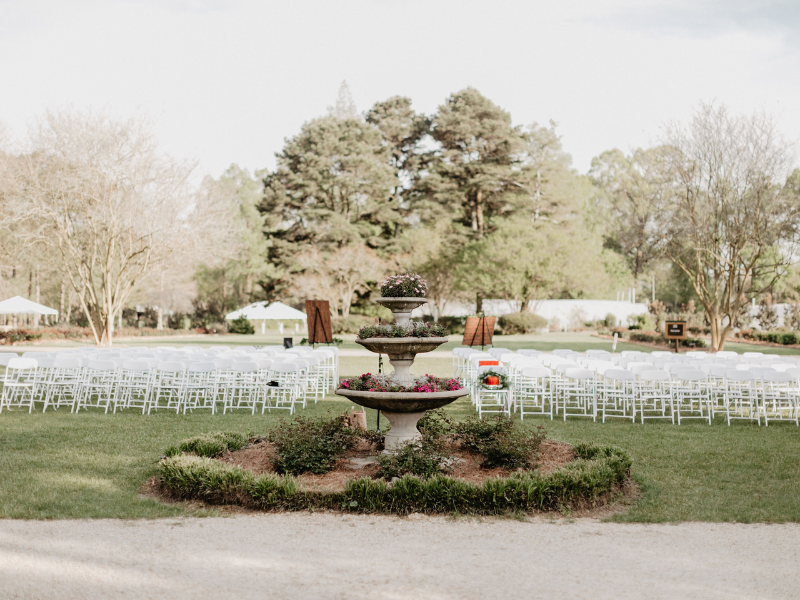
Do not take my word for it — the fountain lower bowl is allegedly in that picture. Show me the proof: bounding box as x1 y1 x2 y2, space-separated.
334 388 468 412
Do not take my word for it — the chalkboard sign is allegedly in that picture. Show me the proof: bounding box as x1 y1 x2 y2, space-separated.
664 321 687 340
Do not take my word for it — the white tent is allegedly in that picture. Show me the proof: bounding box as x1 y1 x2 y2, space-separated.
225 301 306 334
0 295 59 327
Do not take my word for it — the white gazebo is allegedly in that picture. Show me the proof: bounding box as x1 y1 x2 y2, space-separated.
0 296 59 328
225 301 307 334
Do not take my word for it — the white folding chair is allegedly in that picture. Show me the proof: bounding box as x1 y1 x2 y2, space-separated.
265 362 301 413
148 362 187 414
672 369 711 425
559 368 596 421
723 369 760 426
182 362 219 414
0 357 38 413
600 369 636 422
516 366 552 420
75 360 118 413
636 370 674 423
117 360 154 414
223 361 261 414
475 365 510 419
760 371 799 426
42 357 83 413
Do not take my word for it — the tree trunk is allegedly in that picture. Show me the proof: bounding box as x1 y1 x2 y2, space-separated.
33 266 40 328
157 270 165 330
475 189 484 237
59 279 65 324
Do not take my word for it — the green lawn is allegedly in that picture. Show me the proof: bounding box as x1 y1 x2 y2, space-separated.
1 333 799 521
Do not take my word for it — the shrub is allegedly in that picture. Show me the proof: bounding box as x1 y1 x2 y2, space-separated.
782 332 799 345
379 273 427 298
604 313 617 328
164 431 248 458
227 315 255 334
453 415 545 470
357 321 448 339
268 414 360 475
757 295 778 330
376 437 450 479
159 444 632 515
629 331 662 344
416 408 453 438
0 329 43 344
498 313 547 335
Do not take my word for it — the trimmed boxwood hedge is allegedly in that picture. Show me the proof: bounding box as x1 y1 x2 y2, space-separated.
158 440 631 515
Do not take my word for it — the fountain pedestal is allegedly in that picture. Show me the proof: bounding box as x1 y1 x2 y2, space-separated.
335 298 468 451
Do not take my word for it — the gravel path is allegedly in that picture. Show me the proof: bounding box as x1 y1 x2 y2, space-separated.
1 514 798 599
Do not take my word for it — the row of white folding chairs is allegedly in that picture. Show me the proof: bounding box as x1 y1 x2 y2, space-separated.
0 352 332 415
509 358 799 426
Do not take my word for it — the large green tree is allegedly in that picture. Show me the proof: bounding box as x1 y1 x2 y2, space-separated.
262 116 398 251
423 88 524 237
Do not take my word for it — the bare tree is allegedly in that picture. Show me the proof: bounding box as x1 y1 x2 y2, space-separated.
293 245 383 317
0 111 196 345
657 104 800 351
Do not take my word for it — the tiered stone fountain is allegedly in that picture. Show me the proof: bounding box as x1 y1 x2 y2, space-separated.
335 297 468 451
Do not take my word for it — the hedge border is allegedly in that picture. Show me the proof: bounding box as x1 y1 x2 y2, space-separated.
158 442 632 515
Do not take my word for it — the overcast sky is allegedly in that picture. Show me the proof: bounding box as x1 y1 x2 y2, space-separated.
1 0 798 177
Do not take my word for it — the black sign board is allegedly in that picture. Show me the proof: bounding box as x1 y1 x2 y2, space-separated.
283 337 294 349
664 321 687 340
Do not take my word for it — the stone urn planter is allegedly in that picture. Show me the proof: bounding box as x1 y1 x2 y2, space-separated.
336 297 467 451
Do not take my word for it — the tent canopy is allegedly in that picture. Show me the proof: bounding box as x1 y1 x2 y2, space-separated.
0 296 58 316
225 301 306 321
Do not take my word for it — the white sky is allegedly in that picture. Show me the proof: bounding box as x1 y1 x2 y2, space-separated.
1 0 799 177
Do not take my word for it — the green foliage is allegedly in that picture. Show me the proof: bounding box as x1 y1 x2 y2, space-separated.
604 313 617 328
379 273 427 297
268 414 360 475
375 437 450 480
498 313 547 334
741 330 800 346
758 295 779 331
478 369 510 390
159 443 631 515
227 315 255 335
453 416 545 470
0 329 43 344
164 432 248 459
357 321 448 339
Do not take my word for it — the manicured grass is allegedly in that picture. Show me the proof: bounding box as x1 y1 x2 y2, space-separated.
1 334 799 521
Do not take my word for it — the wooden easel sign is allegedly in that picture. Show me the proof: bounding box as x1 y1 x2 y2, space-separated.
462 316 496 348
305 300 333 345
664 321 686 353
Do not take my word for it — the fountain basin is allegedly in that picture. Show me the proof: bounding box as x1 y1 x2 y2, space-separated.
355 336 448 356
335 388 468 450
373 297 428 325
334 388 467 412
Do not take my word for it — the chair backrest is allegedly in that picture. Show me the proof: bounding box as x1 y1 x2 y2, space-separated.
519 367 550 379
6 357 37 373
156 361 186 373
36 357 57 369
762 370 794 383
605 368 634 381
187 361 217 373
213 358 234 369
488 348 511 359
231 361 259 373
121 359 152 372
517 349 542 357
54 357 83 369
676 369 706 381
0 353 19 366
742 352 764 357
564 368 594 380
478 364 507 376
639 370 670 382
725 369 754 381
663 362 685 374
86 359 117 371
270 362 300 373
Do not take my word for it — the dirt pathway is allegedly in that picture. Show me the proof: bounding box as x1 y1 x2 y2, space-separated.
1 514 797 599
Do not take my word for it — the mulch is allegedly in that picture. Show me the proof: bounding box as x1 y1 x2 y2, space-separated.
215 437 576 492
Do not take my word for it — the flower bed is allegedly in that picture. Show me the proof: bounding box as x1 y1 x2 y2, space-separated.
157 422 632 515
339 373 462 393
379 273 427 298
357 321 448 339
